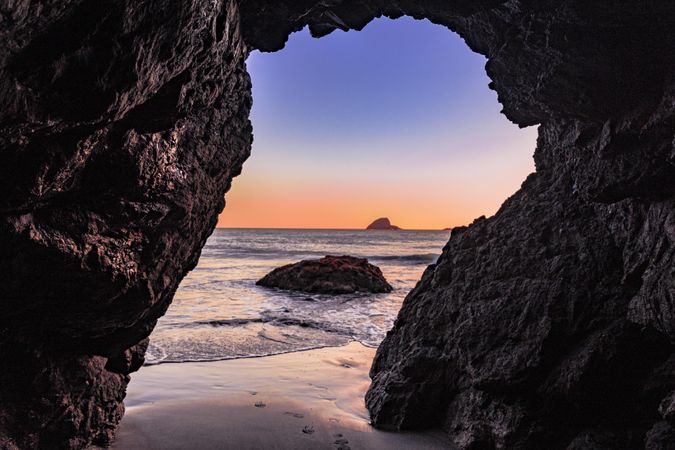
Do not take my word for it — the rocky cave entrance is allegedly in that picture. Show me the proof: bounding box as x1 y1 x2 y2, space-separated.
2 2 673 449
142 16 538 367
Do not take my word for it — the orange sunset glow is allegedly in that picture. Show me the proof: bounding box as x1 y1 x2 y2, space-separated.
217 18 538 230
216 127 537 230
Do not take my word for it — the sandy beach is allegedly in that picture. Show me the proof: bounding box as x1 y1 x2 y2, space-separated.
112 342 452 449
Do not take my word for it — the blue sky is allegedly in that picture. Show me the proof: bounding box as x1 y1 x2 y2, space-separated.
218 16 537 229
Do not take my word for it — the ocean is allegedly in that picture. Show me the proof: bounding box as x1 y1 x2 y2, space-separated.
145 228 451 365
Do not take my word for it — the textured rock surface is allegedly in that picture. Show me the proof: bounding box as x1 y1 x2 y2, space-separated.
0 0 252 447
257 255 392 294
1 0 674 448
366 217 401 230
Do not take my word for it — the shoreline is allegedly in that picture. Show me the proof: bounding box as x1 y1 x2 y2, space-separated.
113 342 452 449
143 341 359 367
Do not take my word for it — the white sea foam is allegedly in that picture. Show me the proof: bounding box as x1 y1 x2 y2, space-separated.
145 228 450 365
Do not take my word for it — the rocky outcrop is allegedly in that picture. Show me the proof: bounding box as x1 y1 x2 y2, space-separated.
366 217 401 230
1 0 674 448
0 1 252 447
257 255 392 294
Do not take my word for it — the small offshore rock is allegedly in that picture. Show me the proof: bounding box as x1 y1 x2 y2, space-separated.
366 217 400 230
256 255 392 294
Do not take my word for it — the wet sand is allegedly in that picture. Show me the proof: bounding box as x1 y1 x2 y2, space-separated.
112 342 452 449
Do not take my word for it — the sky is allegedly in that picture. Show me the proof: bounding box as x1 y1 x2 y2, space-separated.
217 17 538 230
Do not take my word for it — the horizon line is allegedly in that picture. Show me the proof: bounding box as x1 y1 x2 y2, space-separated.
215 226 453 231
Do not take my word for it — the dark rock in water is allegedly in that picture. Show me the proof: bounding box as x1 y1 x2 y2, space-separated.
1 0 674 448
366 217 401 230
257 256 392 294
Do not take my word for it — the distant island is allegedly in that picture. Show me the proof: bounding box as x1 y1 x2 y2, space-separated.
366 217 401 230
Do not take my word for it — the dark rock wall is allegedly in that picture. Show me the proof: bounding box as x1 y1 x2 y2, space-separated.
0 0 673 448
0 0 252 447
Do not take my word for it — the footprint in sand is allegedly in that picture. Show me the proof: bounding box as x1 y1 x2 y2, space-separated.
302 425 315 434
333 435 350 450
283 411 304 419
254 401 266 408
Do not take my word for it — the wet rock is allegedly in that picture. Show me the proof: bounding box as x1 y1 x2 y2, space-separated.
257 256 392 294
366 217 401 230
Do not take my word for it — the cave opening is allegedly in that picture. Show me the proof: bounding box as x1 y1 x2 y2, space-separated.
3 2 674 449
116 18 537 448
140 16 537 367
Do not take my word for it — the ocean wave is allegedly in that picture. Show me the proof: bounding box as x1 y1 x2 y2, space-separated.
268 316 342 333
369 253 439 264
202 247 439 265
144 229 449 366
202 247 327 260
196 318 264 327
143 343 342 366
193 315 342 334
